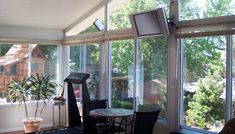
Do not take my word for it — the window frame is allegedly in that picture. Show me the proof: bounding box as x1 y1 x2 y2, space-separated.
178 32 234 133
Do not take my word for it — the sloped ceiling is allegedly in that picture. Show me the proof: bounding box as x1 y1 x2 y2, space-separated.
0 0 104 30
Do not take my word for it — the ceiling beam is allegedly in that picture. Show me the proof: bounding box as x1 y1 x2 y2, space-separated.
0 26 64 40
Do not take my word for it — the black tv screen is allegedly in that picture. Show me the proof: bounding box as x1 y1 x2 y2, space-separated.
129 8 169 38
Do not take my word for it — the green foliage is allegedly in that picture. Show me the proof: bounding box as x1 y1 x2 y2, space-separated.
0 44 13 56
30 73 57 118
112 99 132 109
186 70 224 129
30 73 57 100
205 0 233 17
138 103 160 112
109 0 157 29
184 37 225 82
69 45 100 72
139 37 167 80
111 40 134 75
7 77 31 118
180 0 234 20
38 45 57 62
7 73 57 119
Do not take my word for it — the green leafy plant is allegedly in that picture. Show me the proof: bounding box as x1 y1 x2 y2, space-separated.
7 73 57 119
29 73 57 118
7 77 31 119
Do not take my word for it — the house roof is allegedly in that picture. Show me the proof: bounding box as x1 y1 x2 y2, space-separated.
0 44 37 65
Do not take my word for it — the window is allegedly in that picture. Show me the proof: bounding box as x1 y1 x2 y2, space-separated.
111 40 134 109
181 36 226 132
31 63 38 71
137 37 167 118
0 44 29 103
0 44 60 104
109 0 169 30
69 44 101 100
10 64 16 74
180 0 235 20
36 45 59 79
0 66 4 72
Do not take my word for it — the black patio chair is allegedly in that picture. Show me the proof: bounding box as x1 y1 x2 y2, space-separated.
85 99 125 134
130 109 161 134
219 118 235 134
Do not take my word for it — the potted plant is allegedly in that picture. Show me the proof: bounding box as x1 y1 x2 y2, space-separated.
7 73 57 133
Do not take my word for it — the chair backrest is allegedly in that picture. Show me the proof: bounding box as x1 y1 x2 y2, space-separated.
219 118 235 134
83 99 108 134
131 109 161 134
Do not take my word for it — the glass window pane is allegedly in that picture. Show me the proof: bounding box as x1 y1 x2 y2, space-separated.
182 36 226 132
180 0 235 20
111 40 134 109
137 37 167 119
35 45 59 79
69 44 101 100
109 0 169 30
0 44 28 103
77 12 104 35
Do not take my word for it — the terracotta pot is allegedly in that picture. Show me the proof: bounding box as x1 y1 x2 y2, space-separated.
22 118 43 133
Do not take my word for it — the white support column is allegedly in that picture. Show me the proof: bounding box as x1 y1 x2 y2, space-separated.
28 44 32 77
99 0 110 102
167 0 180 132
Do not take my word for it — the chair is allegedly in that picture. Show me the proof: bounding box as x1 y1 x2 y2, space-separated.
219 118 235 134
85 99 125 134
130 109 161 134
83 99 108 134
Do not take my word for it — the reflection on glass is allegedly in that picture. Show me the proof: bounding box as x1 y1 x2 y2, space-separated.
69 44 100 100
111 40 134 109
37 45 59 80
180 0 235 20
182 36 226 132
137 37 167 119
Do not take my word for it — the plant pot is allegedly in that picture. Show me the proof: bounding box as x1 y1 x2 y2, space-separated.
22 118 43 133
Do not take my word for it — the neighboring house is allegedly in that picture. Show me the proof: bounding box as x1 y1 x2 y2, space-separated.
0 44 45 93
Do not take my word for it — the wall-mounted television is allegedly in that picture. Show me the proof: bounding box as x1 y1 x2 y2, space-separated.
129 8 169 38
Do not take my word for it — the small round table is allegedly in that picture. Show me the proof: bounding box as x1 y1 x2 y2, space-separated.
89 108 134 134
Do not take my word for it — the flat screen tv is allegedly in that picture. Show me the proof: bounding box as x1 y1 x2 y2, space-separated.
129 8 169 38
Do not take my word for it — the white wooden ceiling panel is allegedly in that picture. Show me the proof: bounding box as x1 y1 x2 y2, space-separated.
0 0 103 30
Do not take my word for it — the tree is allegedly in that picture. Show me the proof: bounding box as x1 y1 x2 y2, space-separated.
186 70 224 128
184 37 225 82
0 44 13 56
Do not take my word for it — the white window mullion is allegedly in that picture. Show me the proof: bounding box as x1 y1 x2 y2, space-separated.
179 38 184 125
133 39 139 111
28 44 32 77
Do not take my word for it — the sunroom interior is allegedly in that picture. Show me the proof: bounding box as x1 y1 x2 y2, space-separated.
0 0 235 134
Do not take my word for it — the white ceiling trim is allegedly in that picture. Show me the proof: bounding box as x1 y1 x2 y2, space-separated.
0 26 64 40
